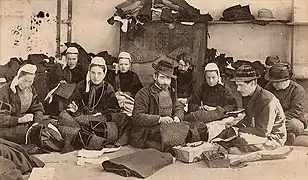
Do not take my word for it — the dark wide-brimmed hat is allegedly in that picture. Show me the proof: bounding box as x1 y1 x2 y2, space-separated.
152 60 177 78
264 63 290 82
230 64 260 81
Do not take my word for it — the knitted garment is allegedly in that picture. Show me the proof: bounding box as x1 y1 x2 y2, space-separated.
158 90 172 117
18 87 33 114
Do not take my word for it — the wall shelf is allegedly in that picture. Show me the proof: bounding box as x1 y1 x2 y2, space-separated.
208 20 308 26
287 22 308 26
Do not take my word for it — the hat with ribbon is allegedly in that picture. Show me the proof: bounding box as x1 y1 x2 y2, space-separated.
10 64 37 93
85 57 107 92
152 60 176 79
264 63 290 82
230 64 260 82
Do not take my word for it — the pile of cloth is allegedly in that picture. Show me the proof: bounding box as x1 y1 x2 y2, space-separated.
0 138 44 179
108 0 213 39
0 54 58 102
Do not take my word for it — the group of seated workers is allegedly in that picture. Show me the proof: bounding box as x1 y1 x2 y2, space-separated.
0 49 306 154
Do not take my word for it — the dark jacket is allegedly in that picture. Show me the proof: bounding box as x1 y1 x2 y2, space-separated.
236 85 287 146
173 68 194 98
0 83 44 128
130 82 184 148
69 80 120 116
105 70 143 98
265 80 307 128
48 64 87 90
189 83 237 113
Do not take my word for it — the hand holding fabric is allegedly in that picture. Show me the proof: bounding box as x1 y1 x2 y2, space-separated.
67 101 78 113
18 114 34 124
159 117 174 123
199 105 216 111
173 116 181 123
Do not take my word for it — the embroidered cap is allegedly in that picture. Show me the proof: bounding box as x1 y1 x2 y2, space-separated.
85 57 107 92
91 56 106 66
118 51 131 62
66 47 79 54
19 64 37 74
204 63 223 85
10 64 37 93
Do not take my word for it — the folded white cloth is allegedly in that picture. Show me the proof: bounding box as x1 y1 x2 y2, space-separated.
77 147 121 159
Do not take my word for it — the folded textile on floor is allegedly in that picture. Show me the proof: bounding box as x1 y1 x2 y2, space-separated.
0 156 23 180
229 146 293 166
0 138 44 174
77 147 121 158
102 148 174 178
77 156 109 166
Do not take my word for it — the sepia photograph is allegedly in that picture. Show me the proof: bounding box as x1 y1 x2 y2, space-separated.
0 0 307 179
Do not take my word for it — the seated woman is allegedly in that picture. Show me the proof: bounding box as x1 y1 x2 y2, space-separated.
105 52 143 116
0 64 44 144
45 47 87 116
58 57 131 153
185 63 238 140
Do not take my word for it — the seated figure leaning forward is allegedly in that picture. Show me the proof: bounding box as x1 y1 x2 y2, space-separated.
212 64 287 153
264 63 307 145
184 63 238 140
130 60 209 151
45 47 87 116
0 64 45 144
105 52 143 116
58 57 131 153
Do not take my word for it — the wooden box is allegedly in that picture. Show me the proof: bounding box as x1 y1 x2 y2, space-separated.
172 141 215 163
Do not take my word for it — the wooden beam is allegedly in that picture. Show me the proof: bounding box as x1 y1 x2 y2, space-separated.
56 0 61 58
67 0 73 42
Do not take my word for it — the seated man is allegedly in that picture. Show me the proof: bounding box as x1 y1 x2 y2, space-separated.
46 47 87 116
131 60 191 151
213 64 287 153
186 63 238 122
58 57 131 153
265 63 307 145
105 52 143 116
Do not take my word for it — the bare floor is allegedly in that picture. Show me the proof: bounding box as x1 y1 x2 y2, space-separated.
23 145 308 180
